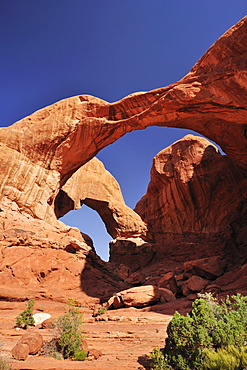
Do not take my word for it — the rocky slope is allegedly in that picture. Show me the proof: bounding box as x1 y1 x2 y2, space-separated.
0 16 247 312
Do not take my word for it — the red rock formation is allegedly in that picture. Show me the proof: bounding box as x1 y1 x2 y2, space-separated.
135 134 247 247
1 17 247 228
56 157 147 239
0 17 247 305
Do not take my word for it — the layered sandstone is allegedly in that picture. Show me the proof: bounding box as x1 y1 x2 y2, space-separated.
135 134 247 244
56 157 147 239
0 17 247 228
0 17 247 305
110 135 246 283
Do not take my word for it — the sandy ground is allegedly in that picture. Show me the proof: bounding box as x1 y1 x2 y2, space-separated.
0 300 172 370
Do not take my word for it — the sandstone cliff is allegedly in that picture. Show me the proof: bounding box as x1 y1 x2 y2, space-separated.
0 17 247 307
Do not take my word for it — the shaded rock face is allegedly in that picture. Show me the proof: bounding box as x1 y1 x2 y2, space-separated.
135 134 247 248
0 17 247 305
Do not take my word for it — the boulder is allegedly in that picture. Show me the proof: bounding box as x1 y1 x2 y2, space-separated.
11 342 29 360
215 263 247 294
184 256 227 279
116 285 160 308
158 272 178 294
81 338 89 354
180 281 193 297
18 332 43 355
88 348 102 359
158 288 176 302
106 295 124 310
186 276 208 293
41 318 55 329
33 313 51 326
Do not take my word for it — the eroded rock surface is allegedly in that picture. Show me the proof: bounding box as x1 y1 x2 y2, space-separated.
55 157 147 239
1 17 247 227
135 134 247 250
0 17 247 306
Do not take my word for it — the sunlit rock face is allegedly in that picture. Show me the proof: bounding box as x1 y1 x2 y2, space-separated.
110 135 247 276
1 17 247 227
55 157 147 239
135 134 247 239
0 17 247 303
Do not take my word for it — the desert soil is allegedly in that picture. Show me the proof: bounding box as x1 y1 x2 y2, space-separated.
0 300 172 370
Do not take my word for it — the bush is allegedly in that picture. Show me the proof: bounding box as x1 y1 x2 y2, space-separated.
43 338 63 360
55 299 86 360
0 343 11 370
149 347 171 370
153 293 247 370
16 298 35 329
0 356 10 370
203 345 247 370
72 349 87 361
97 307 107 315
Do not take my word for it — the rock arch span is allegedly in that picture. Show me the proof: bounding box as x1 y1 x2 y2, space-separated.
0 17 247 304
0 16 247 233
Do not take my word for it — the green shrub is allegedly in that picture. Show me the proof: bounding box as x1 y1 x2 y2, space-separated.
72 349 87 361
203 345 247 370
154 293 247 370
16 298 35 329
97 307 107 315
55 299 86 360
53 351 63 360
149 347 171 370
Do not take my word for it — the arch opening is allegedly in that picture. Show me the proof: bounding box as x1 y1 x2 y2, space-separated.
60 205 112 262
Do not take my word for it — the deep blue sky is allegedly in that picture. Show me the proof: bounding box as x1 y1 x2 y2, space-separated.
1 1 246 260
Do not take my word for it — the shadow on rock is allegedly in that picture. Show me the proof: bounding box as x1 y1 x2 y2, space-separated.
138 354 151 370
80 251 129 302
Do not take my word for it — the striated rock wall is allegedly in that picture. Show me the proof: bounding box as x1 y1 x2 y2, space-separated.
135 134 247 239
0 17 247 305
0 17 247 227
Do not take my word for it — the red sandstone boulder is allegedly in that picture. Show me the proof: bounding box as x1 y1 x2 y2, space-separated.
41 318 55 329
158 272 178 294
18 332 43 355
11 342 30 360
88 348 102 359
159 287 176 302
180 281 193 297
186 276 208 293
114 285 160 308
81 338 89 354
215 264 247 294
106 295 124 309
12 331 43 360
184 256 227 279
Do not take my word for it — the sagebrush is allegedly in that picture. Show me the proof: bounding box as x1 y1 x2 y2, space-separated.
54 299 86 360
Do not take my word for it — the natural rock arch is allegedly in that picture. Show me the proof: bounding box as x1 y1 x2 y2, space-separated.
54 157 147 240
0 16 247 231
0 16 247 304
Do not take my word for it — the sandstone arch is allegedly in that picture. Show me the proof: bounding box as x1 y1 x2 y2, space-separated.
0 16 247 229
0 17 247 304
54 157 147 240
